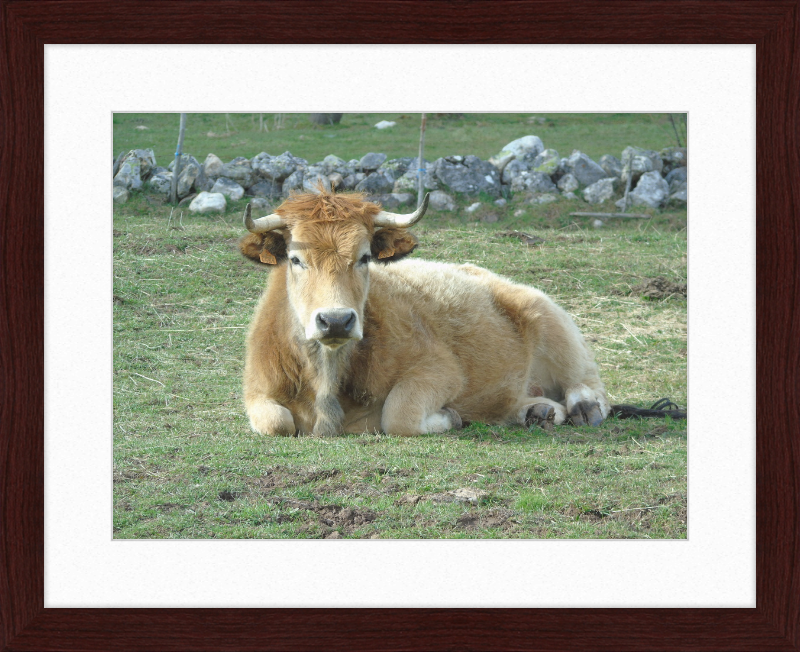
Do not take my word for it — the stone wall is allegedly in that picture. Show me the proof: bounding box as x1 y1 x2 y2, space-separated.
112 135 687 214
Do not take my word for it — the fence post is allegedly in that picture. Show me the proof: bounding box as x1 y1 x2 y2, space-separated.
417 113 427 208
169 113 188 205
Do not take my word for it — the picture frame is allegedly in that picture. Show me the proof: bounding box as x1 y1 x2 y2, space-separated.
2 1 797 649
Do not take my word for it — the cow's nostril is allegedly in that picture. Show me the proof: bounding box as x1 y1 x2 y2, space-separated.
316 310 357 339
343 312 355 332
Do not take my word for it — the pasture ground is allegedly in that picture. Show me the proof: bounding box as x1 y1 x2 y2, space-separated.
113 198 687 539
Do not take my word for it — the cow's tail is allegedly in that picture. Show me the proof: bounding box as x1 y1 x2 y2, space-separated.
610 398 686 420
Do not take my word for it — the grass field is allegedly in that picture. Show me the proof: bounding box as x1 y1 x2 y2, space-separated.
113 112 685 168
113 113 687 539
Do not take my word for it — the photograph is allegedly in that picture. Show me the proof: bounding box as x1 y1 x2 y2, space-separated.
112 112 688 540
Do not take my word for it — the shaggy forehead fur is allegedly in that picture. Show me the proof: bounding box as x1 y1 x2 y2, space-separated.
276 190 380 271
276 189 381 230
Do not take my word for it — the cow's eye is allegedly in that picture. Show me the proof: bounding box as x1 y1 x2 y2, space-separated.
290 256 303 267
358 254 371 266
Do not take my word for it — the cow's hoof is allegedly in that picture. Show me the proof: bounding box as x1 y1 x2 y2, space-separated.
442 407 463 430
568 401 604 427
525 403 555 430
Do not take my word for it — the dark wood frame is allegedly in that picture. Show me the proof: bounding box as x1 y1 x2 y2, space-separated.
2 1 798 650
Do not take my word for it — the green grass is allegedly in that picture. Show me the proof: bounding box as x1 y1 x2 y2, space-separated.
113 185 687 539
113 112 685 169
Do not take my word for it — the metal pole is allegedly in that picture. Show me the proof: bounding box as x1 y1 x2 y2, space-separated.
170 113 187 205
417 113 427 208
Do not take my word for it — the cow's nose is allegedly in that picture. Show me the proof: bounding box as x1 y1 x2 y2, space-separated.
316 309 357 339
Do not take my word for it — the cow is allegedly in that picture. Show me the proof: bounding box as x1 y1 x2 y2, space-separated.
238 187 610 436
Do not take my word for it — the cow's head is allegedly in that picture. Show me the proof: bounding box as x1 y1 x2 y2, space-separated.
240 189 428 349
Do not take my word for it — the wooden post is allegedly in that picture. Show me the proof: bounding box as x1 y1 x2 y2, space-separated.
417 113 427 208
169 113 187 205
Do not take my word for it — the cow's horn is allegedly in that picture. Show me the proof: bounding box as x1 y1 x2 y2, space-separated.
373 192 430 228
244 203 286 233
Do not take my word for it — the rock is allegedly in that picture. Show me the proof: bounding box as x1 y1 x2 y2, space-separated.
562 191 578 201
147 173 172 196
501 159 528 184
488 152 516 175
282 169 305 195
557 173 579 193
599 154 623 178
465 202 482 213
669 188 688 206
355 171 393 195
669 177 687 194
211 177 245 201
203 153 224 178
309 113 342 125
449 488 488 504
494 198 507 207
389 193 414 207
247 197 272 213
510 171 557 194
340 174 359 190
428 190 456 211
115 149 156 190
621 147 663 186
531 148 560 175
666 166 688 185
379 158 412 181
513 209 526 217
221 157 255 188
251 151 297 182
169 155 209 193
132 148 156 179
113 186 129 204
481 213 499 223
374 193 414 209
593 219 605 229
582 177 619 204
393 166 439 193
434 156 502 196
189 192 226 214
566 151 608 187
360 152 388 171
628 171 670 208
247 179 282 199
374 120 396 129
113 156 142 190
177 163 199 199
322 154 347 172
496 135 545 161
660 146 687 175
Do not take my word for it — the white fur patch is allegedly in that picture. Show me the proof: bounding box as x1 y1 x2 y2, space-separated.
421 411 453 433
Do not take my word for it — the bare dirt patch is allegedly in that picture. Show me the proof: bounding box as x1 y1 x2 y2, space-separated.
268 497 378 536
630 276 687 300
254 467 339 489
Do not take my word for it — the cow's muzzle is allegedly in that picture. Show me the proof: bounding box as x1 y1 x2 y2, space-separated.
314 308 359 344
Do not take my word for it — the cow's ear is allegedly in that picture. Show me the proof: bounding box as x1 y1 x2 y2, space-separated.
371 227 419 263
239 232 287 266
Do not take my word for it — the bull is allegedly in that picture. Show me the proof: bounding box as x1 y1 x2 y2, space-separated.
239 188 609 436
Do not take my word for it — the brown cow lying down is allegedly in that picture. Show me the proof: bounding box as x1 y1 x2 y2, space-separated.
239 188 609 436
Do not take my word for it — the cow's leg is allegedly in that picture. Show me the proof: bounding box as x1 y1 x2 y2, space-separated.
381 372 464 436
565 383 609 426
517 398 567 428
526 304 610 427
245 396 296 436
